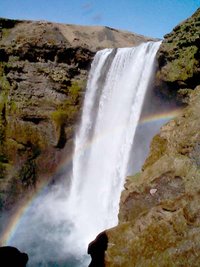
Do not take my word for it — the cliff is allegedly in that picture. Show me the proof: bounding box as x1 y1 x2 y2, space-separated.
91 8 200 267
156 8 200 100
0 18 152 211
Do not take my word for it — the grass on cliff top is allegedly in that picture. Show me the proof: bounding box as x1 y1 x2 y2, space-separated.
160 45 198 82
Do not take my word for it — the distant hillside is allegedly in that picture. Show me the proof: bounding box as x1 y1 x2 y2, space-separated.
0 18 154 52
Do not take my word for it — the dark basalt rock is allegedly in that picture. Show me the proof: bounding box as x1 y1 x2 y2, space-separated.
0 246 28 267
88 231 108 267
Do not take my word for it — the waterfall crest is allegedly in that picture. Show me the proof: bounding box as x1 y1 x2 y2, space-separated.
66 41 161 256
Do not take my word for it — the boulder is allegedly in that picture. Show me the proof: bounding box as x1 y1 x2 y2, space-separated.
88 231 108 267
0 246 28 267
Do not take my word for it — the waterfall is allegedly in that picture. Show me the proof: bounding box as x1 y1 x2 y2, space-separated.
5 41 161 267
65 41 161 258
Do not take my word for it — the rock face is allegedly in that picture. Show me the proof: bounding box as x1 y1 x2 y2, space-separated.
0 18 152 211
91 8 200 267
156 8 200 100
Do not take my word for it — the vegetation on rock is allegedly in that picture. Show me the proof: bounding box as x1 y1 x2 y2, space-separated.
0 18 91 211
156 8 200 100
104 86 200 266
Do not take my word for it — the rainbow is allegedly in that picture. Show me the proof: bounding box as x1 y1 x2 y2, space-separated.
0 179 49 246
140 108 181 125
0 107 182 246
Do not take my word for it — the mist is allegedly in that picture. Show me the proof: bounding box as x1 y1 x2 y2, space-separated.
6 180 89 266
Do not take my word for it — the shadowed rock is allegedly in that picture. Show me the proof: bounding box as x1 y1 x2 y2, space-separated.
88 231 108 267
0 246 28 267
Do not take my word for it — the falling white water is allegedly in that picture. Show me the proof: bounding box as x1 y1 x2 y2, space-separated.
65 41 161 257
5 41 161 267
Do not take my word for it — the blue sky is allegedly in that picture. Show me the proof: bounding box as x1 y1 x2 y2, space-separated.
0 0 199 38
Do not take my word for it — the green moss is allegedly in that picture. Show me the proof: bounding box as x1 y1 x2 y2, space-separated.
126 172 141 184
51 81 82 126
0 160 11 180
68 81 82 103
161 46 198 82
5 120 47 162
0 124 5 145
0 75 10 92
1 28 11 38
142 134 167 170
51 105 78 126
0 95 6 112
9 101 18 114
0 63 10 116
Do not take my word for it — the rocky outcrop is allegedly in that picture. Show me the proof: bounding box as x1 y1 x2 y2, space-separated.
0 18 152 211
88 231 108 267
90 8 200 267
156 8 200 100
0 246 28 266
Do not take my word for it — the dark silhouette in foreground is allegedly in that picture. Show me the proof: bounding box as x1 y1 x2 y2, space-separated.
88 231 108 267
0 246 28 267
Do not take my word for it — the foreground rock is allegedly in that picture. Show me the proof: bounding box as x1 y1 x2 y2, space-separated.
0 246 28 266
0 18 153 211
88 231 108 267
